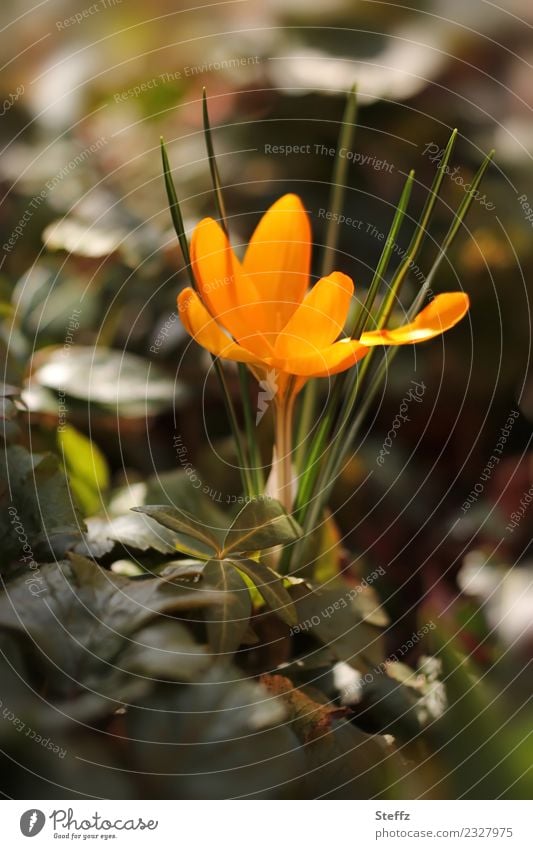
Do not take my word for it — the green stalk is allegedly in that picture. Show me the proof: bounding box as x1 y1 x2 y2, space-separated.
294 168 415 518
238 365 264 495
202 88 229 232
273 392 296 513
350 170 415 339
295 86 358 467
294 147 495 561
410 148 495 313
161 136 253 497
202 88 262 495
320 84 358 278
329 148 495 487
215 359 254 496
161 137 195 287
373 129 458 333
289 131 490 572
331 132 458 434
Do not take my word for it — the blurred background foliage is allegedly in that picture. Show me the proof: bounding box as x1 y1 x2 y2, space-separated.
1 0 533 798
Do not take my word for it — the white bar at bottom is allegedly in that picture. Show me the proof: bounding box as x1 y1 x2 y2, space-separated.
3 799 531 847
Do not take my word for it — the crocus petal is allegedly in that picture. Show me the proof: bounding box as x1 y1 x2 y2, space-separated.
243 194 311 332
274 271 354 359
177 288 260 364
360 293 470 346
190 217 242 320
276 338 368 377
190 217 273 358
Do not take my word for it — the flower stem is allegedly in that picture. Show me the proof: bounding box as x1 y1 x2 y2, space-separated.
273 389 296 512
238 365 264 496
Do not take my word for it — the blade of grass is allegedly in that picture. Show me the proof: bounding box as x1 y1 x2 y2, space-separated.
350 170 415 339
202 88 262 495
161 136 254 497
289 133 488 571
296 130 457 515
215 358 254 497
321 84 358 277
372 129 458 334
293 168 415 518
328 131 459 442
202 87 229 232
295 86 358 466
410 148 495 313
161 137 195 287
293 147 495 565
238 364 264 495
331 149 495 487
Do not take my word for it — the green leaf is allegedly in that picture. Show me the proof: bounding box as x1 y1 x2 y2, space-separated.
108 469 228 526
379 128 457 321
292 133 493 562
126 664 302 799
231 558 298 626
222 497 302 555
202 559 251 655
0 554 223 702
79 473 232 560
161 135 255 499
120 620 211 682
103 512 180 555
27 345 186 418
58 424 110 516
79 512 210 558
290 583 386 670
133 504 222 558
0 444 82 563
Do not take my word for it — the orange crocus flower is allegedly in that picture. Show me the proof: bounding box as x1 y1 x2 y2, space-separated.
177 193 469 393
177 193 469 510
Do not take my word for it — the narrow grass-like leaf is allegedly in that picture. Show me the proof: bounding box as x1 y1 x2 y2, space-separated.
202 88 259 497
160 137 194 288
410 148 495 314
339 148 496 460
295 85 358 461
213 358 255 497
375 128 458 331
294 169 415 518
161 135 253 498
307 130 456 473
321 84 358 277
350 169 415 339
238 364 264 496
290 139 493 570
325 150 497 476
202 87 228 232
